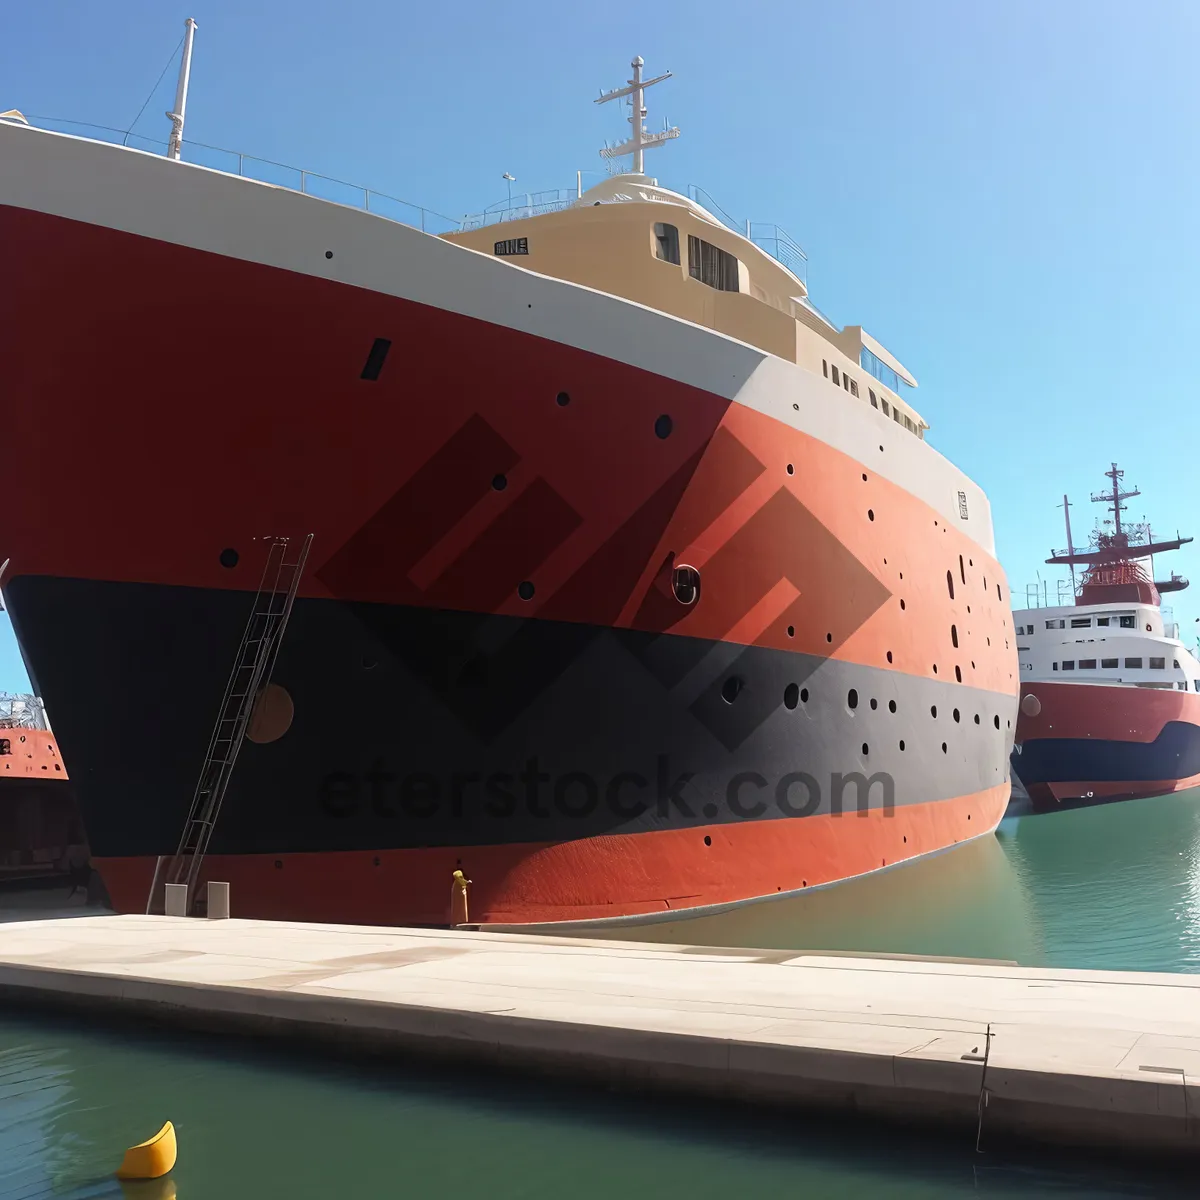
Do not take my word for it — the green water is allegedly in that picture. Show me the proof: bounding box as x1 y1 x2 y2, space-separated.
3 791 1200 1199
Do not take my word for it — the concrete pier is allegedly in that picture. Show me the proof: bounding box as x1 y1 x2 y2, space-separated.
0 914 1197 1158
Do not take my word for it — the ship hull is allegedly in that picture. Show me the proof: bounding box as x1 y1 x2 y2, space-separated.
0 122 1018 925
1013 681 1200 810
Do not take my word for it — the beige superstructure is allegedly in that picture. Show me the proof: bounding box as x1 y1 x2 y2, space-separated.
443 173 926 438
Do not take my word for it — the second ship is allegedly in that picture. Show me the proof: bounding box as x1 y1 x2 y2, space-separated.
1 49 1019 927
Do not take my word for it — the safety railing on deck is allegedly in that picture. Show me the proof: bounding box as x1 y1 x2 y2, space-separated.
23 116 462 235
685 185 808 285
460 189 578 230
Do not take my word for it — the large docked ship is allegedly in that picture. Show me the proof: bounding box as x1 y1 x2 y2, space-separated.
0 40 1018 926
1013 464 1200 809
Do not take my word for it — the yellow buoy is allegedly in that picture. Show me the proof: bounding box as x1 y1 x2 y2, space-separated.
115 1120 177 1180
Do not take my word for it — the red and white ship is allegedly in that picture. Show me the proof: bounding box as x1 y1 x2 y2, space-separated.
0 32 1018 926
1013 464 1200 809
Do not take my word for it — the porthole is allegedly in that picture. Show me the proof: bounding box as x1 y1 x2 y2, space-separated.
861 743 869 756
722 676 744 704
862 473 868 482
951 624 959 648
556 391 571 407
786 625 795 638
492 473 508 491
868 509 875 521
886 651 893 664
826 632 832 643
784 683 799 709
800 687 809 703
900 599 906 611
787 464 795 475
219 548 239 569
888 700 896 713
703 835 712 847
974 714 980 725
953 708 961 722
941 742 947 754
654 414 673 439
933 664 938 674
955 665 963 683
899 740 905 751
946 570 954 600
869 698 878 711
993 715 1000 729
672 564 701 605
518 581 535 601
930 705 937 718
847 688 859 711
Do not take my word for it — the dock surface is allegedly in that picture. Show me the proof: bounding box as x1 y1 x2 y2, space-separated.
1 915 1198 1158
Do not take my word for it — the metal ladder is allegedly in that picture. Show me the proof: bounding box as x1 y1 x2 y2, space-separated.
147 534 313 915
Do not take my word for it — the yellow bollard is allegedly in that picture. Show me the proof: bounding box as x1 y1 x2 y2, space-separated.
115 1120 177 1180
450 869 472 926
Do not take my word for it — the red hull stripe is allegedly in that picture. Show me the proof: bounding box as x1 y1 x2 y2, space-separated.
1016 680 1200 745
96 783 1009 926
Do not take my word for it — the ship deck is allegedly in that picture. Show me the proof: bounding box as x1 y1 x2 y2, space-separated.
1 914 1198 1159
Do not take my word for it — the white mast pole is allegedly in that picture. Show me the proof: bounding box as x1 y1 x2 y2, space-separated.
629 56 644 174
166 18 198 161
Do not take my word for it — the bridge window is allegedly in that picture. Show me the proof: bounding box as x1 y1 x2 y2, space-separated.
881 398 890 417
1125 657 1142 668
688 235 739 291
1080 659 1097 669
1070 617 1091 628
1062 660 1075 670
1150 656 1166 670
861 346 902 392
654 222 680 265
1102 658 1118 668
1046 619 1065 629
823 359 829 378
1096 617 1110 626
850 378 859 397
1120 615 1136 629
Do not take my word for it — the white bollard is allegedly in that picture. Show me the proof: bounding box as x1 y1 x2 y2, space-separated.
164 883 187 917
207 880 230 920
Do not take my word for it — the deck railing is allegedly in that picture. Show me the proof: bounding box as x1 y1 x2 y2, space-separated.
23 116 462 235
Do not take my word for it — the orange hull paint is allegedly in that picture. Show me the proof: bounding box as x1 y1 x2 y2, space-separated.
96 783 1009 926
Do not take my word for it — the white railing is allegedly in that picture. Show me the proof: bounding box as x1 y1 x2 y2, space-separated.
24 116 462 235
0 693 48 730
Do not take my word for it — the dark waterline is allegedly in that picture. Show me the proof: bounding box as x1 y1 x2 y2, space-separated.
2 790 1198 1198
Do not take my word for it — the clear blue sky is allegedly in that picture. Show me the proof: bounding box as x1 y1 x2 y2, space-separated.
4 0 1200 692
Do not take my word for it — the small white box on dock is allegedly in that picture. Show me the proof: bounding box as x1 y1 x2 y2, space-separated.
207 881 230 920
163 883 187 917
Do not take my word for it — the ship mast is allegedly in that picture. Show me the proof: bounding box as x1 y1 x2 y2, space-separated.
1090 461 1138 540
166 17 198 161
596 56 680 176
1059 494 1077 598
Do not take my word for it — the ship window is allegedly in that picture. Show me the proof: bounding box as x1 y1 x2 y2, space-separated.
1150 656 1166 670
1195 680 1200 692
1052 662 1058 670
904 416 915 432
1096 617 1110 626
1062 660 1075 670
1174 659 1180 669
1080 659 1097 669
843 374 850 392
1046 619 1065 629
0 738 8 755
894 407 903 424
1102 657 1119 668
850 378 859 397
688 234 739 291
1120 615 1136 628
832 364 841 385
1125 657 1143 668
654 222 680 265
861 346 902 392
881 398 891 416
1070 618 1091 628
823 359 829 378
870 392 878 409
1180 682 1188 691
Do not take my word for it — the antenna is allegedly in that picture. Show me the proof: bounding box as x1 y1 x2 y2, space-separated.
166 18 198 161
1059 494 1077 598
1089 461 1139 539
596 56 680 176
